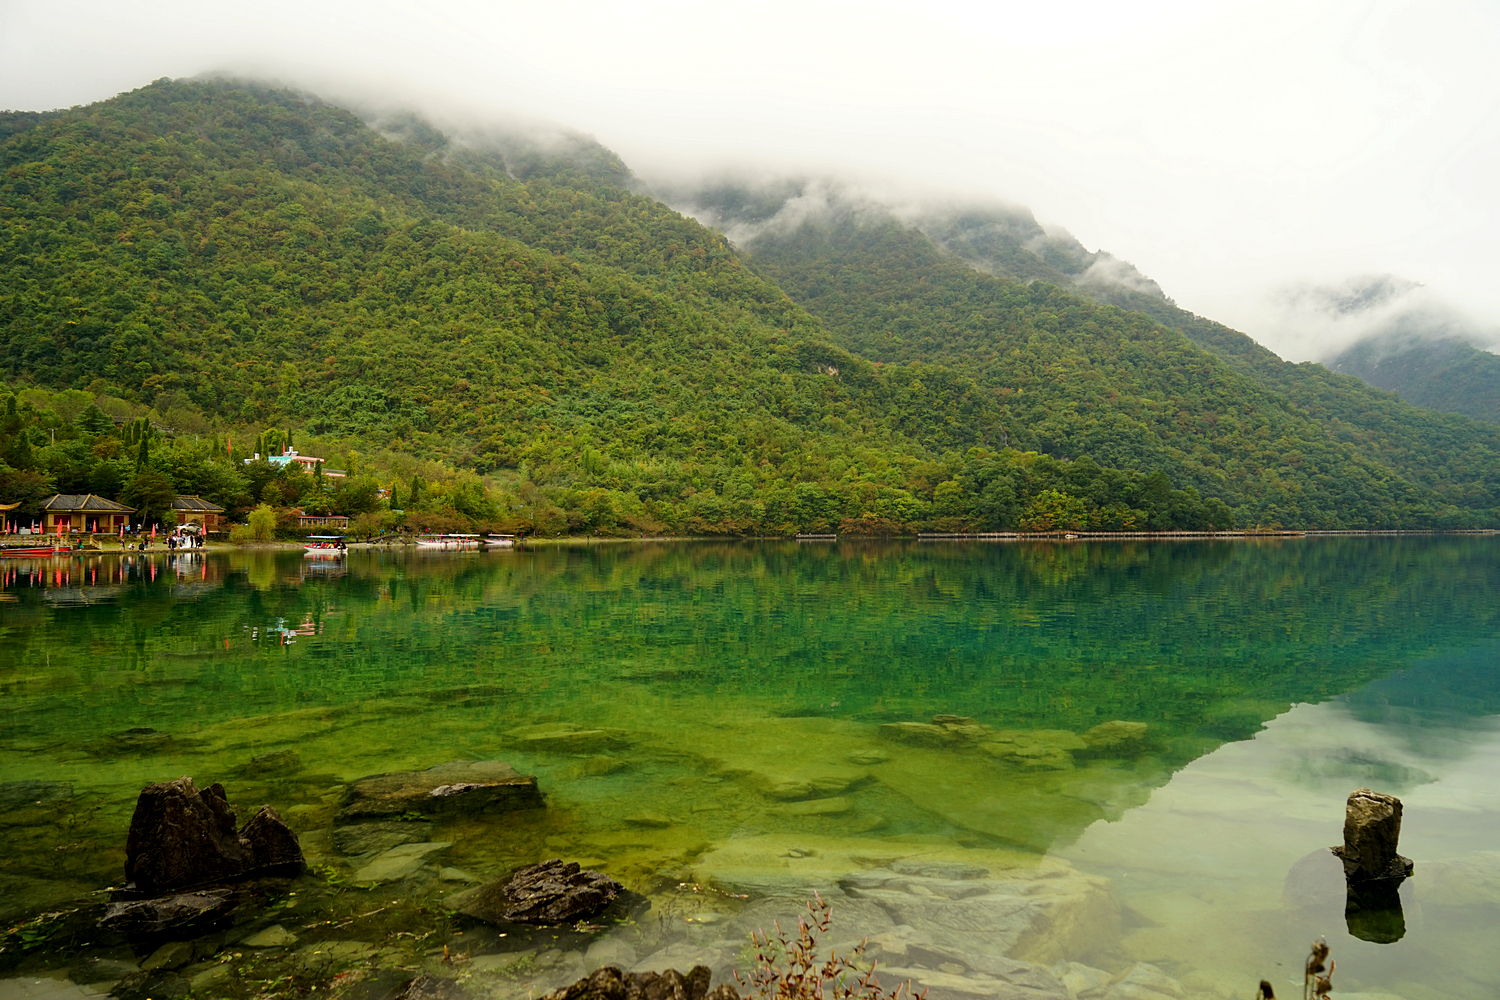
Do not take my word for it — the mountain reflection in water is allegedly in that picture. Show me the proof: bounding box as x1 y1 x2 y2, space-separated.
0 538 1496 1000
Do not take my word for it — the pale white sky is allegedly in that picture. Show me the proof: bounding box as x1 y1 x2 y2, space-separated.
3 0 1496 359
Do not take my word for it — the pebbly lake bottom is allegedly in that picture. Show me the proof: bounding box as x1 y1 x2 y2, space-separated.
1 539 1498 1000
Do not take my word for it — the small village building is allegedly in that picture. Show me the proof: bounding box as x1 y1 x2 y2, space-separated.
298 514 350 529
171 495 226 530
41 494 135 533
257 449 346 478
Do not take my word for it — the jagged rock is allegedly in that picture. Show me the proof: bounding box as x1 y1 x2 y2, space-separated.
461 859 623 925
337 761 541 822
1332 788 1414 882
542 965 739 1000
240 805 305 872
122 778 304 894
99 889 235 935
125 779 250 893
383 974 466 1000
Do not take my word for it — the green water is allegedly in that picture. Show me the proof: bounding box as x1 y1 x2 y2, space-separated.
2 538 1498 1000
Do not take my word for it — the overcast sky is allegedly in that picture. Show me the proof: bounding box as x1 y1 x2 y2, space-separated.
3 0 1496 359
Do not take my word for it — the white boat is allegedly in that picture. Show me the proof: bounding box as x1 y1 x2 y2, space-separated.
414 533 481 550
304 535 347 558
482 535 517 549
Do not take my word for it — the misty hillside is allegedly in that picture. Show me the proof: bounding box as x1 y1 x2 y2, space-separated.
675 179 1500 525
2 78 1498 530
1328 335 1500 424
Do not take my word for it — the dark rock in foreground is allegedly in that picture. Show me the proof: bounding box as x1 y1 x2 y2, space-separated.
337 760 542 822
460 859 623 925
544 966 740 1000
124 777 305 894
99 889 235 934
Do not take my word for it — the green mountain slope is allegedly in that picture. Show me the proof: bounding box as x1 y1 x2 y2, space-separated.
0 78 1242 535
685 181 1500 527
1327 334 1500 424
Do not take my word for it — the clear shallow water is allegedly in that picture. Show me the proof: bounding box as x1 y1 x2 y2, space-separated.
1 538 1497 1000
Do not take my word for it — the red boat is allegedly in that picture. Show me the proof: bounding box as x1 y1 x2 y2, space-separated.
0 546 58 557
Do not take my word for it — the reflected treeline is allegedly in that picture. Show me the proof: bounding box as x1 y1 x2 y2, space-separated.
2 539 1497 756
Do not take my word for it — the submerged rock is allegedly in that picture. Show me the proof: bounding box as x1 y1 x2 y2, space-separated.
692 834 1117 966
99 889 235 935
337 760 541 821
543 965 740 1000
110 970 191 1000
0 779 74 815
508 723 634 753
1081 721 1150 756
334 821 432 857
242 749 302 777
123 778 304 894
383 974 466 1000
139 940 195 971
242 923 299 948
353 841 453 882
461 859 624 925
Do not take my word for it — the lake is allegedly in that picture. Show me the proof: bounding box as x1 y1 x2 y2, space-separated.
2 537 1497 1000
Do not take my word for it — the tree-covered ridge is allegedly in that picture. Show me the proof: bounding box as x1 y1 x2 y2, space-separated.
742 218 1500 528
0 79 1238 535
1326 333 1500 425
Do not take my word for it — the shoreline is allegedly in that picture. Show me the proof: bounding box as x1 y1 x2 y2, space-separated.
3 527 1496 557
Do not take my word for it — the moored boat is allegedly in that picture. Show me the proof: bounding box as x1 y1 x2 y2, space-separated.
414 533 481 550
1 545 58 557
482 534 517 549
303 535 347 558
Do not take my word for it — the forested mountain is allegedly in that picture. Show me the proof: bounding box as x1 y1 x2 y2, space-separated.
680 180 1500 527
1327 333 1500 424
1 78 1497 532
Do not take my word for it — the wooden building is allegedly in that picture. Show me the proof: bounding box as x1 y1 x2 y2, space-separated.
40 494 135 533
171 495 226 530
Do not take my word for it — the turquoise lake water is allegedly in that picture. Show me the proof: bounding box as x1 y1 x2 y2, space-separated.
1 538 1497 1000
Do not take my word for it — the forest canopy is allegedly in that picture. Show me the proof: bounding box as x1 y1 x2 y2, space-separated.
2 78 1497 533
